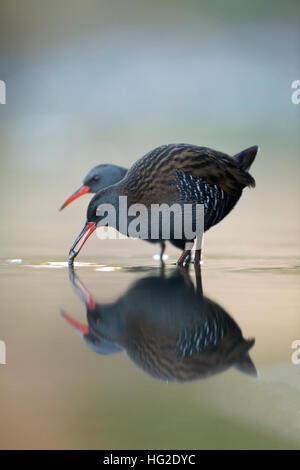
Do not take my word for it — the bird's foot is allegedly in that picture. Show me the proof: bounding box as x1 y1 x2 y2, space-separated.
176 249 191 267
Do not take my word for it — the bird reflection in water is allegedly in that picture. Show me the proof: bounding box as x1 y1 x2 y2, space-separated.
61 266 257 382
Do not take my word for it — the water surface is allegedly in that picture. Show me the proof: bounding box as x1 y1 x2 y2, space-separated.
1 251 299 449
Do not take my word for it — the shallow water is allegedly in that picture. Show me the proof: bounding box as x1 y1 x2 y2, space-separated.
1 251 299 450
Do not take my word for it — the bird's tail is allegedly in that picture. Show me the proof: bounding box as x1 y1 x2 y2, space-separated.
233 146 259 171
233 338 257 377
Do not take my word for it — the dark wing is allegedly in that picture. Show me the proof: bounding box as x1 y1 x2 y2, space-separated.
123 144 255 204
171 145 255 197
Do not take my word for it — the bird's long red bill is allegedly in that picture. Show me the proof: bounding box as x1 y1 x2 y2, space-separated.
68 221 97 264
59 184 90 211
60 309 89 336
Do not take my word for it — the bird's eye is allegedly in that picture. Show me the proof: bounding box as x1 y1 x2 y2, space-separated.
92 176 100 182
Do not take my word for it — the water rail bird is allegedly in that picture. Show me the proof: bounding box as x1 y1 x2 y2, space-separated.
67 143 258 266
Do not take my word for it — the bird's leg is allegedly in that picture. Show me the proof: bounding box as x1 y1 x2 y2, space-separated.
176 240 194 267
194 264 203 295
194 233 203 266
194 249 202 266
177 250 190 266
159 241 166 261
185 251 192 265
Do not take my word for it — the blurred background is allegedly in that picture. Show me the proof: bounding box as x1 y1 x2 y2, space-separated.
0 0 299 257
0 0 299 450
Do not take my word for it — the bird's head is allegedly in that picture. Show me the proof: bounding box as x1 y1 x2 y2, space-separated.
59 164 126 211
68 187 121 263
